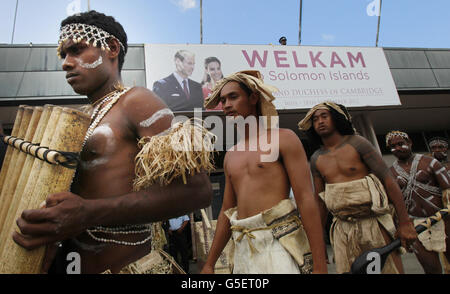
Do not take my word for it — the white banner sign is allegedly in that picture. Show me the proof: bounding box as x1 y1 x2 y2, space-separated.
145 44 400 112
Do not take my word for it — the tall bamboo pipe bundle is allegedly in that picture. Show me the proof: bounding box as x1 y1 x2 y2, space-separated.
0 107 89 274
0 107 43 231
0 105 26 190
0 105 53 255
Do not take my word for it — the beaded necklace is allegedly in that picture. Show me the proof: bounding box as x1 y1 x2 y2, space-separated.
86 224 153 246
82 87 130 147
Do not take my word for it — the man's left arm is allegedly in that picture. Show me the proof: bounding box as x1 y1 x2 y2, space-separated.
429 158 450 207
348 135 417 249
279 129 327 274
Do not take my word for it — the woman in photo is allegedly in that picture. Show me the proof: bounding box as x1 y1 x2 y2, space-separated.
201 57 224 111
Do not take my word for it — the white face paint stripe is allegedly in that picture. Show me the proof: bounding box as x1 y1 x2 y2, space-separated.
139 108 174 128
76 55 103 69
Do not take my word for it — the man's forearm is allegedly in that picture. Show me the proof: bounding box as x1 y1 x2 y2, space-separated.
296 196 328 272
204 211 232 268
86 173 212 228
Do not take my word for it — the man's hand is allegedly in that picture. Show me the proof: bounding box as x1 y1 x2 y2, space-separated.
396 221 417 252
12 192 90 250
200 263 215 274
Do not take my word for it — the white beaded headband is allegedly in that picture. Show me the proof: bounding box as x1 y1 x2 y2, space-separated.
57 23 125 58
429 137 448 149
385 131 409 147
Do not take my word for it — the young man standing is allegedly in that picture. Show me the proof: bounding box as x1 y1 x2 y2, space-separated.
298 102 417 274
387 131 450 274
200 71 327 274
11 11 213 274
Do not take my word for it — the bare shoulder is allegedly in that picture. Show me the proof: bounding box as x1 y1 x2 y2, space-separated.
347 134 372 146
277 128 303 147
119 87 172 136
346 134 377 153
420 154 435 164
121 86 168 114
420 154 441 169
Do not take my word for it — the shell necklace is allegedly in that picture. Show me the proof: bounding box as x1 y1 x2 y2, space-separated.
83 87 131 147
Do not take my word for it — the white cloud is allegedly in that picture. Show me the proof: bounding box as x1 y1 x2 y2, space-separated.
321 34 336 42
172 0 197 11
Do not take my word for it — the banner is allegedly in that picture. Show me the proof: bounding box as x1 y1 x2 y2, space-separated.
144 44 400 112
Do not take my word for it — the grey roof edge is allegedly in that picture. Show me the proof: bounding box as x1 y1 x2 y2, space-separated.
382 47 450 51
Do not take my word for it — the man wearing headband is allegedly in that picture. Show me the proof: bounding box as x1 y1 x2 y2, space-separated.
387 131 450 274
200 71 327 274
429 137 450 176
12 11 213 274
299 103 417 274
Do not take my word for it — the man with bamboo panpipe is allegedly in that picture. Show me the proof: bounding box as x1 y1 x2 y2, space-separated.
387 131 450 274
200 71 328 274
11 10 214 274
298 102 417 274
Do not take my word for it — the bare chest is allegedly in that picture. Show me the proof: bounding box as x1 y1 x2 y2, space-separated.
80 118 135 170
226 150 283 179
392 160 435 188
316 145 367 181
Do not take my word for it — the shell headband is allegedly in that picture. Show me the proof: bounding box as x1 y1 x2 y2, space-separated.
385 131 409 147
57 23 125 58
428 137 448 149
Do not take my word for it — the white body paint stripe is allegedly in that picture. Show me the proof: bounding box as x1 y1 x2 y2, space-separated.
139 108 174 128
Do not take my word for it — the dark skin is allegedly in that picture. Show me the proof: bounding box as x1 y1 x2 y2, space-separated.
389 136 450 274
430 143 450 173
311 109 417 273
12 37 212 273
201 81 327 274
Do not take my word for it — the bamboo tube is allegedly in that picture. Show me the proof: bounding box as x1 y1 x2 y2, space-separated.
0 105 53 255
189 212 198 261
0 107 43 232
0 107 34 223
0 106 62 266
200 208 211 229
1 107 89 274
0 105 26 192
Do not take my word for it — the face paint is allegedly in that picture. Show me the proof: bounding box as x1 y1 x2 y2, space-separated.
76 55 103 69
432 151 447 158
391 148 396 153
139 108 174 128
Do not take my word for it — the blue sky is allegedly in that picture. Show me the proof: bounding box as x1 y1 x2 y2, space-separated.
1 0 449 48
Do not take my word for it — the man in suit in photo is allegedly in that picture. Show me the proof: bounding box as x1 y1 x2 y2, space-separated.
152 50 204 111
